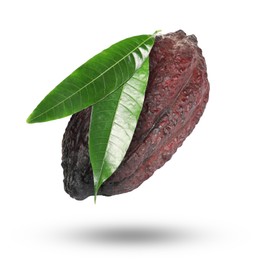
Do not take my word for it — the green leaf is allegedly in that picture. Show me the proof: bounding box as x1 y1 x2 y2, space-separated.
27 34 155 123
89 58 150 200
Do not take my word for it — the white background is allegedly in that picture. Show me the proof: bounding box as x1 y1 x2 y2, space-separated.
1 0 259 259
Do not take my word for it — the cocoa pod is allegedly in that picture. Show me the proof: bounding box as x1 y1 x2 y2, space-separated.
61 30 210 200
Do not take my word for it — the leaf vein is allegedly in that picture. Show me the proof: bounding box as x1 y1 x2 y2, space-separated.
123 91 142 110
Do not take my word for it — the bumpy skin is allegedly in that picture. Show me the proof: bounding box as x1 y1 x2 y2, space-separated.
62 30 210 200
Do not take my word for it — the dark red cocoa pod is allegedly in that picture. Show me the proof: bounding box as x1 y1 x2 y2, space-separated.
61 30 210 200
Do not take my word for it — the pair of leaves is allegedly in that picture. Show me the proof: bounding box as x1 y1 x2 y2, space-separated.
27 33 156 200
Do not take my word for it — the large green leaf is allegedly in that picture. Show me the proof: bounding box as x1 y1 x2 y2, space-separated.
89 58 149 199
27 34 155 123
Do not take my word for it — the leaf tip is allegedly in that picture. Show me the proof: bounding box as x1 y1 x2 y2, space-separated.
154 30 162 35
94 189 99 204
26 114 33 124
93 185 99 204
26 111 38 124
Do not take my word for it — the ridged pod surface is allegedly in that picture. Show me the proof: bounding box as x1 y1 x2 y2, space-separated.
61 30 210 200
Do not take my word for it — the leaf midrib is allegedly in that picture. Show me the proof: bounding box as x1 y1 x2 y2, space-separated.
30 35 154 122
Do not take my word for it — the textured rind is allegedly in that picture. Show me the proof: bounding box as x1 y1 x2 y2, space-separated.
62 30 210 200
